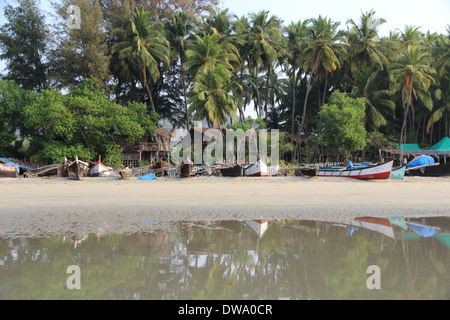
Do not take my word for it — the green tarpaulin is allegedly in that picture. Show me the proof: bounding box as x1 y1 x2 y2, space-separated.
394 143 422 151
428 137 450 152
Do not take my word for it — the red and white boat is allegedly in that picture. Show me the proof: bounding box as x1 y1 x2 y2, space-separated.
0 163 18 178
243 160 267 177
316 160 393 180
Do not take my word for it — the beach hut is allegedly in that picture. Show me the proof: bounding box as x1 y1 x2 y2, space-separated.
117 128 173 168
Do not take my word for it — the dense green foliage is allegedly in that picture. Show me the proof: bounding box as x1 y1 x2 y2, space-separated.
319 91 367 160
0 79 158 165
0 0 449 164
0 0 48 91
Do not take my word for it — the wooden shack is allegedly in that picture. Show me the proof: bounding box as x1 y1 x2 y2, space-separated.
117 128 173 167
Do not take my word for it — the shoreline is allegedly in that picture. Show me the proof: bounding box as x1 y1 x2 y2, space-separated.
0 176 449 237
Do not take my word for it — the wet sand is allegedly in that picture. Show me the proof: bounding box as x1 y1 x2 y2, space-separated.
0 176 449 237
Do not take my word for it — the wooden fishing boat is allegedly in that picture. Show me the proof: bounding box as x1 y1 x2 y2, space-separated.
24 163 63 178
149 160 172 177
119 167 133 180
300 167 318 177
68 157 90 180
0 158 37 175
219 164 242 177
245 220 269 238
243 160 267 177
315 160 393 180
0 163 18 178
390 166 406 180
89 156 116 177
406 161 450 177
177 159 193 178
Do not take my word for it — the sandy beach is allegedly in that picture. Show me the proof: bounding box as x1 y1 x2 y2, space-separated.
0 175 449 237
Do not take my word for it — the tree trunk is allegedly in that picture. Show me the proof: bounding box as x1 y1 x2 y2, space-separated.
400 102 411 163
180 53 190 131
144 80 160 129
298 53 320 162
238 105 245 123
145 81 156 113
445 112 450 137
400 104 409 145
254 64 262 118
141 64 155 112
422 116 426 145
265 66 271 127
318 72 328 160
239 66 245 123
430 124 434 146
291 68 297 135
182 77 190 131
321 71 328 109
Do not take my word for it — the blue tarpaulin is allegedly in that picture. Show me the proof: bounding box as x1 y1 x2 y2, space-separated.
347 161 371 169
0 158 36 172
5 162 20 174
409 224 438 237
138 173 157 180
407 155 435 169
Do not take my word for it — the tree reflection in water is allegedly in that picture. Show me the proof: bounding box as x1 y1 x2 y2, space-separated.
0 217 449 300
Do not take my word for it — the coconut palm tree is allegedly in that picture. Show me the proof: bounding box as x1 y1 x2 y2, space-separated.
200 9 233 42
346 9 396 73
248 11 284 119
351 67 395 131
111 9 171 113
283 21 307 134
166 11 196 130
432 29 450 77
398 25 423 48
231 15 254 122
184 33 239 79
188 65 242 127
427 73 450 136
389 45 436 148
296 15 347 160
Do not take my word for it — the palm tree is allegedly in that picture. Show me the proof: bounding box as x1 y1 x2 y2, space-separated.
398 25 423 48
111 9 171 113
432 29 450 77
166 11 196 130
284 21 307 134
231 15 253 122
389 45 436 149
296 15 347 160
346 9 395 73
427 73 450 136
200 9 233 42
188 65 242 127
248 11 284 119
184 33 239 79
351 67 395 131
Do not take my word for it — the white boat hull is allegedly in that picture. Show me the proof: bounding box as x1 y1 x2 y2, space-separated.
316 161 393 180
244 160 267 177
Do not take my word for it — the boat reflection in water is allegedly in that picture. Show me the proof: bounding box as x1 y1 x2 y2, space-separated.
1 216 449 300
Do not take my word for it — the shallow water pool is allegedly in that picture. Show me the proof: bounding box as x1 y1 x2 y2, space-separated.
1 216 449 300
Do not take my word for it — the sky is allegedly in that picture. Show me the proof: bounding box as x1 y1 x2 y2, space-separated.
0 0 449 87
219 0 450 36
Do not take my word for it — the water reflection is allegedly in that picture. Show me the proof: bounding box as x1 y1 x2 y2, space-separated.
0 216 449 300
